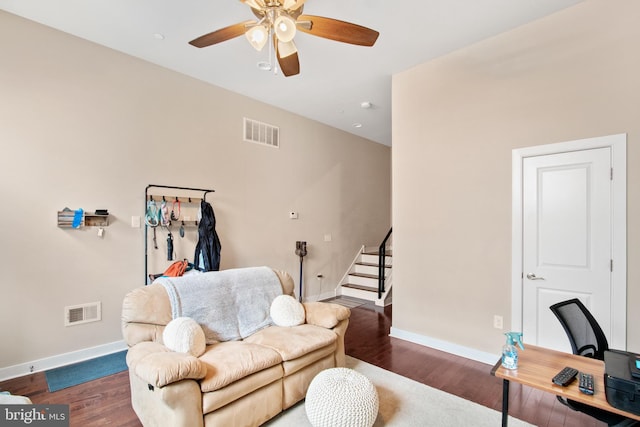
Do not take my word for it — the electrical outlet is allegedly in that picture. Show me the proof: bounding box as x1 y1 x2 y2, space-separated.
493 315 503 330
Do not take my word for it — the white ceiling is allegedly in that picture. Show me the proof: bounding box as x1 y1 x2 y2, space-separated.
0 0 583 146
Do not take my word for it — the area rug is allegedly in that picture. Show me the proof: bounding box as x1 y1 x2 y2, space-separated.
323 297 366 309
45 350 127 392
265 356 533 426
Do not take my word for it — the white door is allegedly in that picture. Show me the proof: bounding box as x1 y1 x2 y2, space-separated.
522 147 612 352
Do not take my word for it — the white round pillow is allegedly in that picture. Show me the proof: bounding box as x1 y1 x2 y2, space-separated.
270 295 305 327
163 317 206 357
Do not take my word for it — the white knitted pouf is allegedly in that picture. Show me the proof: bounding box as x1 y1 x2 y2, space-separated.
305 368 379 427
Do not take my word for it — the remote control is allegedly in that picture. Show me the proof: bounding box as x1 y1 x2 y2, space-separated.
552 366 579 386
579 372 594 395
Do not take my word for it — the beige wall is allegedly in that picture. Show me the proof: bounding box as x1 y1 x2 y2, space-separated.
392 0 640 357
0 11 391 371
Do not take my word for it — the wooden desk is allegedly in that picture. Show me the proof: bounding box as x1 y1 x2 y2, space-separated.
491 344 640 426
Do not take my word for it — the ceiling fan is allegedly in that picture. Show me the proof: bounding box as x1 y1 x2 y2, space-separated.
189 0 379 77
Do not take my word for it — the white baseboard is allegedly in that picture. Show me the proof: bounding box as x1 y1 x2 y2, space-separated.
1 330 496 382
389 327 499 366
0 340 127 382
304 290 336 302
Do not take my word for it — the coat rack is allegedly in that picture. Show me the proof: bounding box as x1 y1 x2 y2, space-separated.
144 184 215 284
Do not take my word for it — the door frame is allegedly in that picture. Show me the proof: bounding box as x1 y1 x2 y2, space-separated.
511 134 627 350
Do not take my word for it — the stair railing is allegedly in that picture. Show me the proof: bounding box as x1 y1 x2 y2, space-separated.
378 227 392 299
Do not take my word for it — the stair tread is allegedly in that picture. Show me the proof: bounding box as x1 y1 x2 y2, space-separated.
342 283 378 292
356 262 392 268
349 272 379 279
363 251 392 256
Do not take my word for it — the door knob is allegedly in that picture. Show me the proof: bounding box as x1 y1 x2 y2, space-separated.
526 273 545 280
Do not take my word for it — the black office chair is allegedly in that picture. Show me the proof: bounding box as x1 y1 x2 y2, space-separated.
550 298 638 426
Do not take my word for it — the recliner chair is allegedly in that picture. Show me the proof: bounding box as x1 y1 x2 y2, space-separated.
550 298 638 427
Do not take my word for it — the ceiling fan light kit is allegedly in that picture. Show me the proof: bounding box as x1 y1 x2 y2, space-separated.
189 0 379 77
274 15 296 43
246 25 268 50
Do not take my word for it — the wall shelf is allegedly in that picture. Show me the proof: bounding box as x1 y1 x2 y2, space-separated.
58 209 110 228
85 214 109 227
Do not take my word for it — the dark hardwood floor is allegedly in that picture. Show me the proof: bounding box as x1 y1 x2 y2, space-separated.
344 302 604 427
0 301 605 427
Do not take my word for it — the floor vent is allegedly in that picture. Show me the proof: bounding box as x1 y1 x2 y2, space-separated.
65 302 101 326
243 117 279 148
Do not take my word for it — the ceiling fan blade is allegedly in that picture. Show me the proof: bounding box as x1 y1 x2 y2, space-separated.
276 40 300 77
278 40 297 58
189 21 254 48
296 15 379 46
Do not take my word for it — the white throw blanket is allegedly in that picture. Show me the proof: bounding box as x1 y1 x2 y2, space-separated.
157 266 282 343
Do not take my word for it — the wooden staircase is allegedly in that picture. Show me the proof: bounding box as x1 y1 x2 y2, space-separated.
337 247 392 307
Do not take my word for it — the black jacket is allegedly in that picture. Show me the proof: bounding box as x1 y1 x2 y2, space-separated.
194 200 221 271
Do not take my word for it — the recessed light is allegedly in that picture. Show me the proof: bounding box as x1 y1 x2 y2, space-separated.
360 101 372 109
257 61 272 71
352 123 363 128
153 33 165 40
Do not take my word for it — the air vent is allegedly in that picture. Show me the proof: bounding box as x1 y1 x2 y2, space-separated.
65 302 101 326
243 117 279 148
